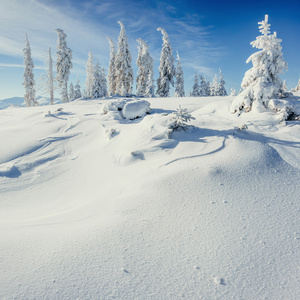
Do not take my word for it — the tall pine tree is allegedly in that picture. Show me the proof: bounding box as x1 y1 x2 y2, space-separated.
23 34 37 107
115 21 133 96
106 37 117 96
174 52 185 97
231 15 287 113
157 27 175 97
85 52 94 99
55 29 72 103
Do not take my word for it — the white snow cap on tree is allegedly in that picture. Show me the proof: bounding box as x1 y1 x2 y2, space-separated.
230 88 237 96
107 37 117 96
230 15 287 113
85 52 94 99
217 69 227 96
174 52 185 97
92 62 103 98
191 72 200 97
157 27 176 97
115 21 133 96
23 33 37 107
55 28 72 103
136 38 154 96
74 77 82 99
211 74 218 96
294 78 300 91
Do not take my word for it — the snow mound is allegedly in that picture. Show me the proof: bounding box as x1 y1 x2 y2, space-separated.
123 99 151 120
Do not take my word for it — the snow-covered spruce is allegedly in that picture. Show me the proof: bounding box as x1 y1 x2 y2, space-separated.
136 39 154 96
36 47 55 105
115 21 134 96
192 72 200 97
293 78 300 92
85 52 94 99
168 105 195 132
74 77 82 100
157 27 176 97
92 62 107 98
217 69 227 96
211 74 218 96
107 37 117 96
69 82 75 101
230 15 287 113
231 88 237 96
55 29 72 103
145 68 155 98
23 34 37 107
174 52 185 97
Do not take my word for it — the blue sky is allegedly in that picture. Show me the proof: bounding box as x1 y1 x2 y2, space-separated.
0 0 299 100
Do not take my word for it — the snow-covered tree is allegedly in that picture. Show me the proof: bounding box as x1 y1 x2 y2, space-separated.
101 67 108 97
136 38 153 96
174 52 185 97
157 27 176 97
230 88 237 96
145 68 155 97
92 62 103 98
115 21 133 96
282 80 287 92
85 52 94 99
217 69 227 96
55 29 72 103
36 47 55 105
191 72 200 97
69 82 75 100
294 79 300 92
204 77 211 96
23 34 37 107
210 74 218 96
230 15 287 113
106 37 117 96
74 77 82 99
199 75 205 96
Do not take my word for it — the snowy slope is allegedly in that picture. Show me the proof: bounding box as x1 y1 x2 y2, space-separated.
0 96 299 299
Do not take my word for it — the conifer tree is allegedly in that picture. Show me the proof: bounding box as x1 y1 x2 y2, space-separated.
115 21 133 96
211 74 218 96
231 15 287 113
23 34 37 107
199 75 205 96
204 77 211 96
107 37 117 96
145 68 155 97
217 69 227 96
69 82 75 100
55 29 72 103
174 52 185 97
230 88 237 96
101 67 108 97
37 47 54 105
136 38 153 96
192 72 200 97
74 77 82 99
157 27 175 97
92 62 103 98
294 78 300 91
85 52 94 99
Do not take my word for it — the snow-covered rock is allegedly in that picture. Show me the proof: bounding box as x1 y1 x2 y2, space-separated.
122 99 151 120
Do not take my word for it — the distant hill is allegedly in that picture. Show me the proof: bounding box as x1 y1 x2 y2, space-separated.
0 96 61 109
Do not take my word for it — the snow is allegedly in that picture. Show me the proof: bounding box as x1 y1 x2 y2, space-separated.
122 99 151 120
0 95 300 299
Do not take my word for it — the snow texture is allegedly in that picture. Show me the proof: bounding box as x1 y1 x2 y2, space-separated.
0 95 299 300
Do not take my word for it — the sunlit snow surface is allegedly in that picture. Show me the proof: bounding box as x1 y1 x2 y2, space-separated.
0 95 299 299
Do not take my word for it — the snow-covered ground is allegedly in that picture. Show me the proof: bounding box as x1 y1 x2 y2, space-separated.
0 95 299 299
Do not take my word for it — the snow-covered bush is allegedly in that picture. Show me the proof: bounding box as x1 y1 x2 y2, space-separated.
123 100 151 120
230 15 287 113
268 98 300 121
168 105 195 131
